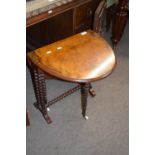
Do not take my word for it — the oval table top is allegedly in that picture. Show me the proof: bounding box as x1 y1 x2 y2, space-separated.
27 30 116 83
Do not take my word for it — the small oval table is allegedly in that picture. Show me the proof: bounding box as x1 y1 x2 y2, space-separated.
27 30 116 124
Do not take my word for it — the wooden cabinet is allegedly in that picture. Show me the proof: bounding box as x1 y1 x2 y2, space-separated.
74 0 101 33
74 2 92 33
26 0 101 51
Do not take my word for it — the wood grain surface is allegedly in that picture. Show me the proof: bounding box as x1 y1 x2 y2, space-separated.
27 30 116 83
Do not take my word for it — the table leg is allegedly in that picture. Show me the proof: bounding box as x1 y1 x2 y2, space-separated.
81 83 89 120
32 68 52 124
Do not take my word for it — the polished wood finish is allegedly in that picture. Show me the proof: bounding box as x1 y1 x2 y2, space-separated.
27 30 116 124
27 0 115 124
27 9 74 49
26 0 101 50
27 30 115 83
26 0 92 27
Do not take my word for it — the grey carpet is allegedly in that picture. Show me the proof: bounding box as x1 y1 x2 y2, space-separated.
26 24 129 155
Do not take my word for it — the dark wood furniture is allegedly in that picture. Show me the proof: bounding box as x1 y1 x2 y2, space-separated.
27 30 116 124
26 0 107 124
27 0 102 51
106 0 129 48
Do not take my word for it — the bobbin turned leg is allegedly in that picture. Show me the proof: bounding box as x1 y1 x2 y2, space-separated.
81 83 89 120
89 83 96 97
32 68 52 124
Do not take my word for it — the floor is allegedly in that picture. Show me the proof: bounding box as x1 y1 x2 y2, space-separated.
26 24 129 155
